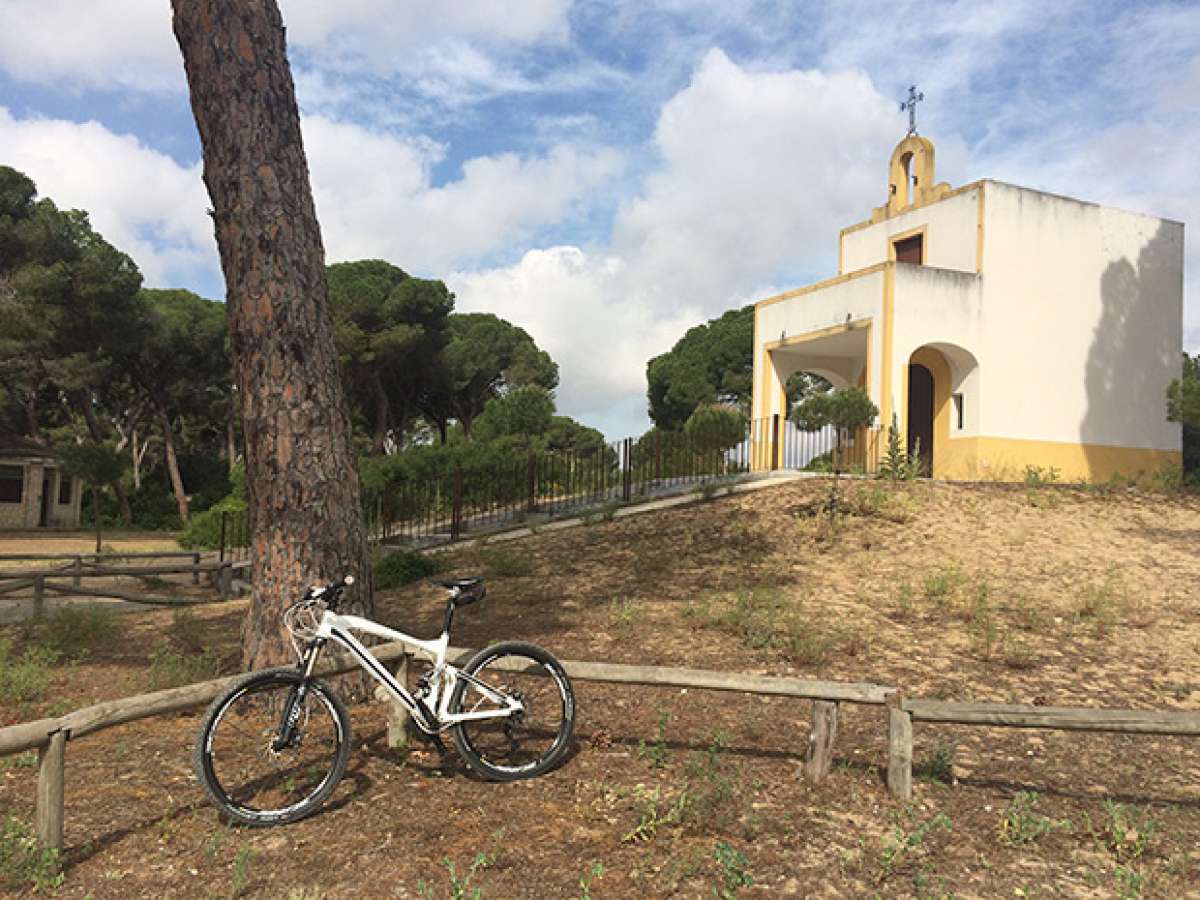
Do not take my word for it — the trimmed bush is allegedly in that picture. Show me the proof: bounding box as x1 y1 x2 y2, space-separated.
178 496 246 550
374 549 438 589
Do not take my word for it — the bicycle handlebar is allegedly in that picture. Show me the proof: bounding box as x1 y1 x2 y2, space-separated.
309 575 355 610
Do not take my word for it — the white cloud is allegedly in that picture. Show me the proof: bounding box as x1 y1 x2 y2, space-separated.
448 52 910 434
0 106 213 287
281 0 571 62
449 246 702 431
302 116 625 271
0 105 626 296
0 0 183 93
612 49 901 316
0 0 572 102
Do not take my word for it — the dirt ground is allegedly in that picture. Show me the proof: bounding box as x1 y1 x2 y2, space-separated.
0 532 182 558
2 479 1199 898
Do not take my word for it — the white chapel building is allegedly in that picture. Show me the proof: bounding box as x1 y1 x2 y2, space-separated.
751 132 1184 481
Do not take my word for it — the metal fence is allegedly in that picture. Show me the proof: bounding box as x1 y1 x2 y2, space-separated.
215 417 885 552
217 511 251 563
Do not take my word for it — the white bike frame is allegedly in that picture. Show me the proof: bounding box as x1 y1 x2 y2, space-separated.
311 609 522 733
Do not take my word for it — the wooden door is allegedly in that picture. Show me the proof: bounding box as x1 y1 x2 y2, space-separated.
906 364 934 475
894 235 923 264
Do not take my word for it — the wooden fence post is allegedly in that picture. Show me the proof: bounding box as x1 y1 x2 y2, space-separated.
36 731 66 854
191 552 200 586
887 693 912 800
72 557 82 589
218 563 234 600
33 574 45 619
802 700 839 783
218 512 227 563
379 654 412 751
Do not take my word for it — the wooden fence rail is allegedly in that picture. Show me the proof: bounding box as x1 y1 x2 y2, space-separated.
1 644 1197 858
0 558 249 613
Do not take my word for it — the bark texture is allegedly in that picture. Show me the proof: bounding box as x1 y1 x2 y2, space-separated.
157 406 190 522
172 0 373 669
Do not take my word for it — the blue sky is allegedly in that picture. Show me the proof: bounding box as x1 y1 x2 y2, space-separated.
1 0 1197 438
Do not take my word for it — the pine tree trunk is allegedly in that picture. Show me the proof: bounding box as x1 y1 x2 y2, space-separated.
79 392 133 524
158 407 190 523
173 0 374 671
370 372 389 455
24 392 40 443
225 416 238 474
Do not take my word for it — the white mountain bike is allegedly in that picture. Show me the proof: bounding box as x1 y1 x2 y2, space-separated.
194 576 575 826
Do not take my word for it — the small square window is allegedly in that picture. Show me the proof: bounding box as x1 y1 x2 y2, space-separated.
58 474 72 505
952 393 965 430
0 465 23 503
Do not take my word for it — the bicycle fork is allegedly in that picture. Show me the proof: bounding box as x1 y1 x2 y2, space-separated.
273 640 324 751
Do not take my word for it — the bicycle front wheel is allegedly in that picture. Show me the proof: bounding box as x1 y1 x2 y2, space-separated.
449 641 575 781
194 669 351 826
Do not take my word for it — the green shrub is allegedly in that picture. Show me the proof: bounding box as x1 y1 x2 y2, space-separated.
914 742 956 783
0 815 63 892
374 549 438 590
0 639 59 704
480 546 534 578
24 606 120 661
127 481 183 531
177 496 247 550
999 791 1068 845
683 404 746 452
167 607 207 653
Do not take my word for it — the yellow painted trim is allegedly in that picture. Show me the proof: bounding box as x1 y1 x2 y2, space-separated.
864 317 873 402
906 347 953 476
759 318 877 469
764 317 872 352
975 184 985 273
880 263 895 426
888 224 928 263
755 262 888 310
936 437 1181 484
752 307 767 469
839 179 988 237
838 231 844 275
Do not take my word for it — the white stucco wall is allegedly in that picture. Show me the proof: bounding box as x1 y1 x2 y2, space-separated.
840 185 981 275
978 181 1183 450
753 268 885 419
890 265 984 437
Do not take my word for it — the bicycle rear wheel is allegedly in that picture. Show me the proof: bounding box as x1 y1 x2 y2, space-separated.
194 668 351 826
449 641 575 781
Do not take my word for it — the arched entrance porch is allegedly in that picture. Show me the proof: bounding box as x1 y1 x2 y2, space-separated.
903 343 979 478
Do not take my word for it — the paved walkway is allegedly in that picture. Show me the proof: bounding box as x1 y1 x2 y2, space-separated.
426 470 811 552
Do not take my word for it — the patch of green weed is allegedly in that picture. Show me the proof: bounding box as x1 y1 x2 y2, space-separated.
0 639 59 704
999 791 1069 845
713 841 753 897
0 814 63 893
146 645 223 690
479 547 533 579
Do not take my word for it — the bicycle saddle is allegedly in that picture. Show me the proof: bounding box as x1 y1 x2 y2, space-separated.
432 576 486 605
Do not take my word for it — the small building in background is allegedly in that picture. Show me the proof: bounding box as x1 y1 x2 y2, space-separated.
751 133 1184 482
0 434 83 529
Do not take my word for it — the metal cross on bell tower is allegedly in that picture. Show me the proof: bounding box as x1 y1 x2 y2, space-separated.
900 85 924 136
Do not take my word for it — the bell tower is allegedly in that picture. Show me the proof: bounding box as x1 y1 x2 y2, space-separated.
870 86 951 223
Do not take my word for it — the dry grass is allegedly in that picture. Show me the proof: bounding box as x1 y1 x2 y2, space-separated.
2 478 1199 898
